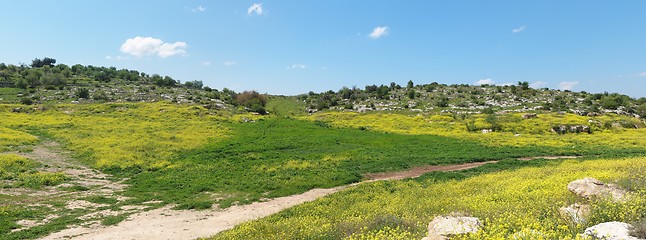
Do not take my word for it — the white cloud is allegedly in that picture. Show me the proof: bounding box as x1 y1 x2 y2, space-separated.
287 64 306 70
202 61 211 66
105 55 127 60
529 81 548 88
512 25 526 33
248 3 263 15
475 78 495 85
638 72 646 77
192 6 206 12
224 61 237 66
369 26 389 39
120 36 187 58
559 81 579 90
498 83 513 86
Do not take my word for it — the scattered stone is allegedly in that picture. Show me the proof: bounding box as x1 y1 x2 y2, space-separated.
11 107 22 113
559 203 590 224
481 129 492 134
522 113 538 119
241 117 255 123
567 178 627 202
357 106 372 113
583 222 639 240
552 124 591 134
427 215 481 240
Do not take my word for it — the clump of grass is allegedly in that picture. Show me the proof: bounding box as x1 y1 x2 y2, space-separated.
59 185 90 192
101 214 128 226
174 200 213 210
84 196 118 205
17 172 68 188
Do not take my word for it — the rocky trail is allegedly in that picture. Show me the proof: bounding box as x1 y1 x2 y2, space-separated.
39 155 579 240
1 141 126 203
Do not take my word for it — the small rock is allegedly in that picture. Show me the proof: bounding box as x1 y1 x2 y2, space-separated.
427 215 481 240
559 203 590 224
522 113 538 119
583 222 639 240
567 178 627 201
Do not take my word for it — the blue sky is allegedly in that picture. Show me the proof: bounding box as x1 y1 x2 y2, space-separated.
2 1 645 97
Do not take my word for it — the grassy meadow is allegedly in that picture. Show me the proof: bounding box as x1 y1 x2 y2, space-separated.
213 156 646 239
0 98 644 239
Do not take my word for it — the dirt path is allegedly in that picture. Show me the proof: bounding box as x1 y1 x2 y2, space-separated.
1 141 126 202
41 155 579 240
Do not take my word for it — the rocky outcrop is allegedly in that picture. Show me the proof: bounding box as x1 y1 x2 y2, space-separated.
559 203 590 224
583 222 640 240
552 124 591 134
567 178 627 202
426 215 481 240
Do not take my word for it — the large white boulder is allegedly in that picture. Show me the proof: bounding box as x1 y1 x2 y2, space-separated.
583 222 640 240
427 215 481 240
567 178 626 201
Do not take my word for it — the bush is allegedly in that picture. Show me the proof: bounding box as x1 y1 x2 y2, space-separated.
236 90 267 114
76 88 89 99
20 98 33 105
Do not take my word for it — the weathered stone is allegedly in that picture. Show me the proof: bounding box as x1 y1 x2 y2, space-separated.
522 113 538 119
567 178 627 202
583 222 639 240
559 203 590 224
427 215 481 240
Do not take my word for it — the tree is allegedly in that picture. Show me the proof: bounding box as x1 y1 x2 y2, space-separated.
31 57 56 68
407 80 414 89
185 80 203 89
0 71 8 81
407 89 416 99
25 69 42 87
236 90 268 114
76 88 90 99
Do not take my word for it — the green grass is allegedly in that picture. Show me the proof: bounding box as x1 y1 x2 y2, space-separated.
83 196 118 205
0 154 68 189
0 88 22 103
266 96 306 117
124 117 570 208
101 214 129 226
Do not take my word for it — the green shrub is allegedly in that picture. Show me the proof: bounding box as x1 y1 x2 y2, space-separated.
76 88 89 99
20 97 33 105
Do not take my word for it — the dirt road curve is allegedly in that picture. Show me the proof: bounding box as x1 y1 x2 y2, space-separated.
42 156 577 240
